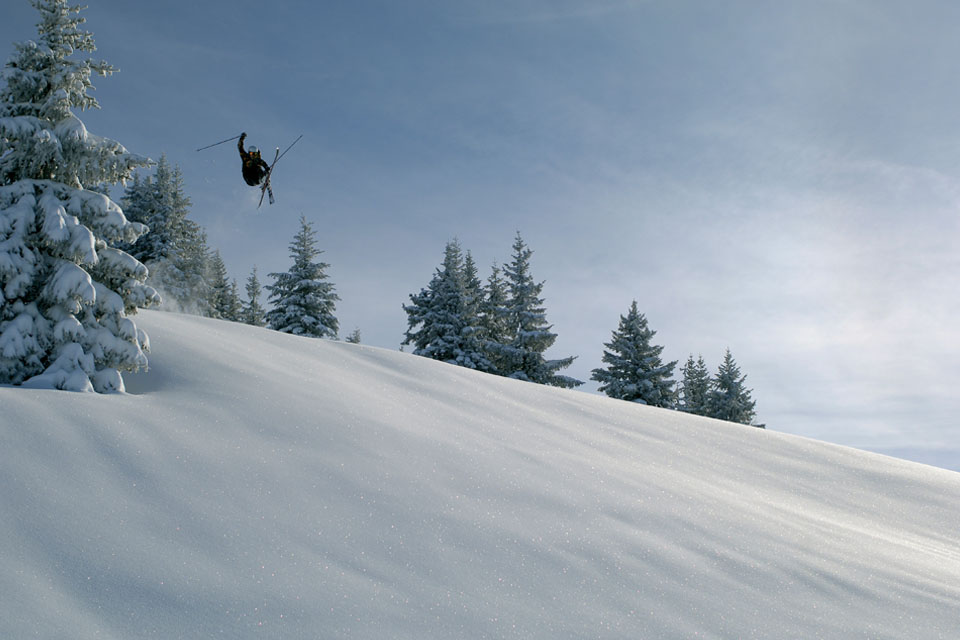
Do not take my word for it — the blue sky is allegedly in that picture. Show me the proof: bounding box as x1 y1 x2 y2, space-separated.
4 0 959 468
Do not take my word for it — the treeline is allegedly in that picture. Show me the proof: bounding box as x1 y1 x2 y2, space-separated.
402 235 581 388
404 237 762 428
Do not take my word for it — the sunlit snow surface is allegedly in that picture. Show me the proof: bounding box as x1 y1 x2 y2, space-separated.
2 311 958 639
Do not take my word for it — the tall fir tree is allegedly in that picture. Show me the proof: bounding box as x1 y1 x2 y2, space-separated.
479 262 510 375
266 216 339 338
706 349 761 427
461 250 485 340
177 220 213 316
121 155 188 264
0 0 159 392
402 239 492 371
120 154 207 312
493 233 581 388
242 266 267 327
207 250 241 320
225 280 243 322
678 354 711 416
591 301 676 406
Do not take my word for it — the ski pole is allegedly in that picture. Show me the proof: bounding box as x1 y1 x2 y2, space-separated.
276 134 304 162
196 134 242 152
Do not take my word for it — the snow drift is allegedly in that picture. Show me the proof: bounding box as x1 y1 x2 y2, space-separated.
2 311 958 639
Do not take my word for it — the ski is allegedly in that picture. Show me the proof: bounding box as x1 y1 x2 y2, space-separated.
257 135 302 208
258 147 279 208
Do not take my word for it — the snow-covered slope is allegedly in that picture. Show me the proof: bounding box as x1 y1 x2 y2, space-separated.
2 311 958 639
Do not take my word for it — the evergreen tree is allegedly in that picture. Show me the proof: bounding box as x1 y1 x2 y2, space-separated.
207 251 241 320
121 155 189 264
402 239 492 371
460 249 490 370
493 233 582 388
242 266 267 327
462 251 484 321
345 328 361 344
225 279 243 322
479 262 511 375
266 216 339 338
206 250 227 318
120 154 203 312
591 301 676 406
678 354 711 416
0 0 159 392
706 349 760 427
177 220 213 316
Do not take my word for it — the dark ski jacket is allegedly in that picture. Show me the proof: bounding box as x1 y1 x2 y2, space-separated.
238 133 270 186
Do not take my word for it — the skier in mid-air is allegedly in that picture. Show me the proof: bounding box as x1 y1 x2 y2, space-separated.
237 132 270 187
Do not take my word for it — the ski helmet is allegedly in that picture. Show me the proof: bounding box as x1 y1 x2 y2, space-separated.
248 145 259 154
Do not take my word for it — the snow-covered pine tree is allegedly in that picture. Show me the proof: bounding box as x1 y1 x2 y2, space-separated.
462 250 484 331
121 156 185 264
493 233 582 388
177 219 213 315
225 280 243 322
591 301 676 406
706 349 761 427
678 354 711 415
479 262 510 375
402 239 492 371
207 250 241 320
0 0 159 392
120 154 201 311
344 328 361 344
460 250 492 369
266 216 339 338
241 266 267 327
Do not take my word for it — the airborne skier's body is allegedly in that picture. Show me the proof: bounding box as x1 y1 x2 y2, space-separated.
237 132 270 187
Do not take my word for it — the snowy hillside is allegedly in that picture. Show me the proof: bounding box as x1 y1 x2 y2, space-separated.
2 311 959 639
